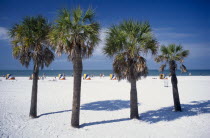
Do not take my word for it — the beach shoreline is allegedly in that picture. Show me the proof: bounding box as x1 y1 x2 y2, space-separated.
1 69 210 77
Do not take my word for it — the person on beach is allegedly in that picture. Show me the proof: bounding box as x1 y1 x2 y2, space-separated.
29 74 32 80
42 73 45 80
53 77 57 81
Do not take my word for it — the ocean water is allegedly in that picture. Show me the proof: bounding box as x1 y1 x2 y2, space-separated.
0 70 210 77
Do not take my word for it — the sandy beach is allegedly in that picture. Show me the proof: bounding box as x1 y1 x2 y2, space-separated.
0 76 210 137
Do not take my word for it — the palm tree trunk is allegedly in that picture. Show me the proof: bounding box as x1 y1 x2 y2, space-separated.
170 60 182 111
130 78 139 119
71 46 83 128
29 63 39 118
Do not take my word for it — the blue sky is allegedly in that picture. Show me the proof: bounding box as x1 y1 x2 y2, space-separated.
0 0 209 70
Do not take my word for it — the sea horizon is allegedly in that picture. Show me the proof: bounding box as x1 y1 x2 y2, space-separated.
1 69 210 71
1 69 210 77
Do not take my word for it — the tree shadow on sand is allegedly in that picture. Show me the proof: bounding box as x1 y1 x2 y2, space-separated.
38 100 210 127
81 100 210 127
141 100 210 124
80 118 130 128
39 100 130 117
80 100 130 111
38 110 71 117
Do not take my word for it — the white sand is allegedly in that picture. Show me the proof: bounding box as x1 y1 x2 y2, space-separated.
0 76 210 138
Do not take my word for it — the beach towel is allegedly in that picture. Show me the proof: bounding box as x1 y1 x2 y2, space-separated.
110 74 117 80
6 74 15 80
83 74 91 80
58 74 65 80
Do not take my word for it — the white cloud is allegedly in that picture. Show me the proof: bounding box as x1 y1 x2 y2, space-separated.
184 42 210 49
0 27 9 40
154 27 196 40
95 27 195 56
93 28 108 56
157 41 210 58
183 42 210 58
153 27 173 32
156 32 195 39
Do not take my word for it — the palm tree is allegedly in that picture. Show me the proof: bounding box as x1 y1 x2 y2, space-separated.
155 44 189 111
9 16 55 118
103 20 158 119
48 7 100 128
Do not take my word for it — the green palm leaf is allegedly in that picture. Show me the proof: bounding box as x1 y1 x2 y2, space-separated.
104 20 158 81
155 44 189 72
9 16 54 69
49 7 100 60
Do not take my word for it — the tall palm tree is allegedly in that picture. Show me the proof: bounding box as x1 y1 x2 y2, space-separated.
48 7 100 128
104 20 158 119
9 16 55 118
155 44 189 111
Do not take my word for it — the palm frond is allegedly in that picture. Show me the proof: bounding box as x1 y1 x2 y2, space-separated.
103 25 125 56
160 45 169 55
159 64 166 72
156 44 189 72
155 55 165 63
175 44 183 52
49 7 100 61
104 20 157 81
83 7 95 22
180 50 189 58
180 64 187 73
72 6 83 24
10 16 54 69
168 44 176 54
113 53 128 80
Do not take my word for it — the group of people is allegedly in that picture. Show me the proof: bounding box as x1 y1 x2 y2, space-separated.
83 73 106 80
2 73 119 81
29 73 47 80
100 74 105 78
28 73 66 81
